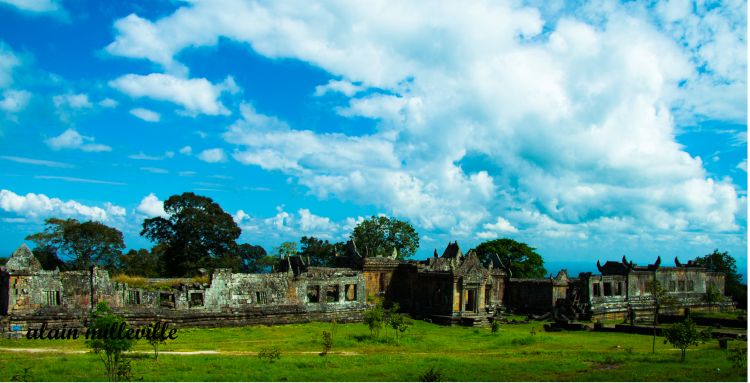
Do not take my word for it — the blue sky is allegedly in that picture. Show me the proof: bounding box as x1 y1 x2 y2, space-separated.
0 0 746 276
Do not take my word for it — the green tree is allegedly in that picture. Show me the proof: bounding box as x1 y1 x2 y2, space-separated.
140 192 241 277
299 236 340 267
213 252 243 272
350 216 419 259
32 244 68 271
702 284 724 312
662 319 711 362
473 238 546 278
648 279 677 353
118 249 160 277
389 312 413 344
363 301 386 338
692 249 746 309
274 241 299 258
85 302 136 381
147 322 166 361
233 243 267 273
321 330 333 356
26 218 125 270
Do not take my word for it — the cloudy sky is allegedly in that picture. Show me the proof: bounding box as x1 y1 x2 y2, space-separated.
0 0 746 273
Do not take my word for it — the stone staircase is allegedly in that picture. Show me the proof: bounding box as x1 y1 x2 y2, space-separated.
461 315 493 328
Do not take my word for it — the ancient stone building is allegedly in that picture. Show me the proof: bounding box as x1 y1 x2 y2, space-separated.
0 242 732 335
363 242 506 326
1 244 367 336
502 255 730 321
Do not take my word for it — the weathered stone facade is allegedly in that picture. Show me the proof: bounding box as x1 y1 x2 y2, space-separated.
364 242 506 326
0 242 732 335
1 244 367 336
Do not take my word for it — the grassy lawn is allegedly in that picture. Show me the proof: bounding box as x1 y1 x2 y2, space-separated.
0 320 746 381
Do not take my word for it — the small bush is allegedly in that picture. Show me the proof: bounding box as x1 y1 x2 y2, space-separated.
728 346 747 370
490 319 501 333
10 368 32 382
419 366 444 382
321 331 333 356
511 336 536 346
258 347 281 363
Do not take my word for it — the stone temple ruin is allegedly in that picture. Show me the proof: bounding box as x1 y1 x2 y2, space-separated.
0 242 731 335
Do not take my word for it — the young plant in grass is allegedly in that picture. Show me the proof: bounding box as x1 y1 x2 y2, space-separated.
490 319 501 333
148 322 166 361
389 312 413 344
258 347 281 363
85 302 136 382
662 319 711 362
419 366 444 382
363 302 385 339
320 331 333 356
648 279 677 353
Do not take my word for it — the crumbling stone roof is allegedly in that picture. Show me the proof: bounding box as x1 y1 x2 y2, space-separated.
5 244 42 273
441 241 464 259
596 255 662 275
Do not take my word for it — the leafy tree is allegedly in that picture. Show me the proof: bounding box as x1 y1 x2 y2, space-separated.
702 284 724 312
662 319 711 362
256 254 281 273
490 319 501 333
118 249 160 277
32 245 67 271
274 241 298 258
140 192 241 277
299 236 341 267
86 302 136 381
258 347 281 363
213 252 243 272
350 216 419 259
320 330 333 356
0 257 6 266
473 238 546 278
363 301 386 338
26 218 125 270
232 243 268 273
648 279 677 353
389 312 413 344
692 249 746 309
148 323 166 361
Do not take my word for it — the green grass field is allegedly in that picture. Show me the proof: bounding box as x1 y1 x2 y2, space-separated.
0 320 746 381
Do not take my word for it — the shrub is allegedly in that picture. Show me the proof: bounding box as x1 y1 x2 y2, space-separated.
728 346 747 370
389 313 413 343
10 368 32 382
363 303 385 338
258 347 281 363
321 331 333 356
662 319 711 362
419 366 444 382
511 336 536 346
490 319 501 333
86 302 136 382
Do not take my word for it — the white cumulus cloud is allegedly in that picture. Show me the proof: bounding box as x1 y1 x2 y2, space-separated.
0 189 125 222
130 107 160 122
105 1 747 244
136 193 166 218
110 73 236 116
198 148 227 163
45 129 112 152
